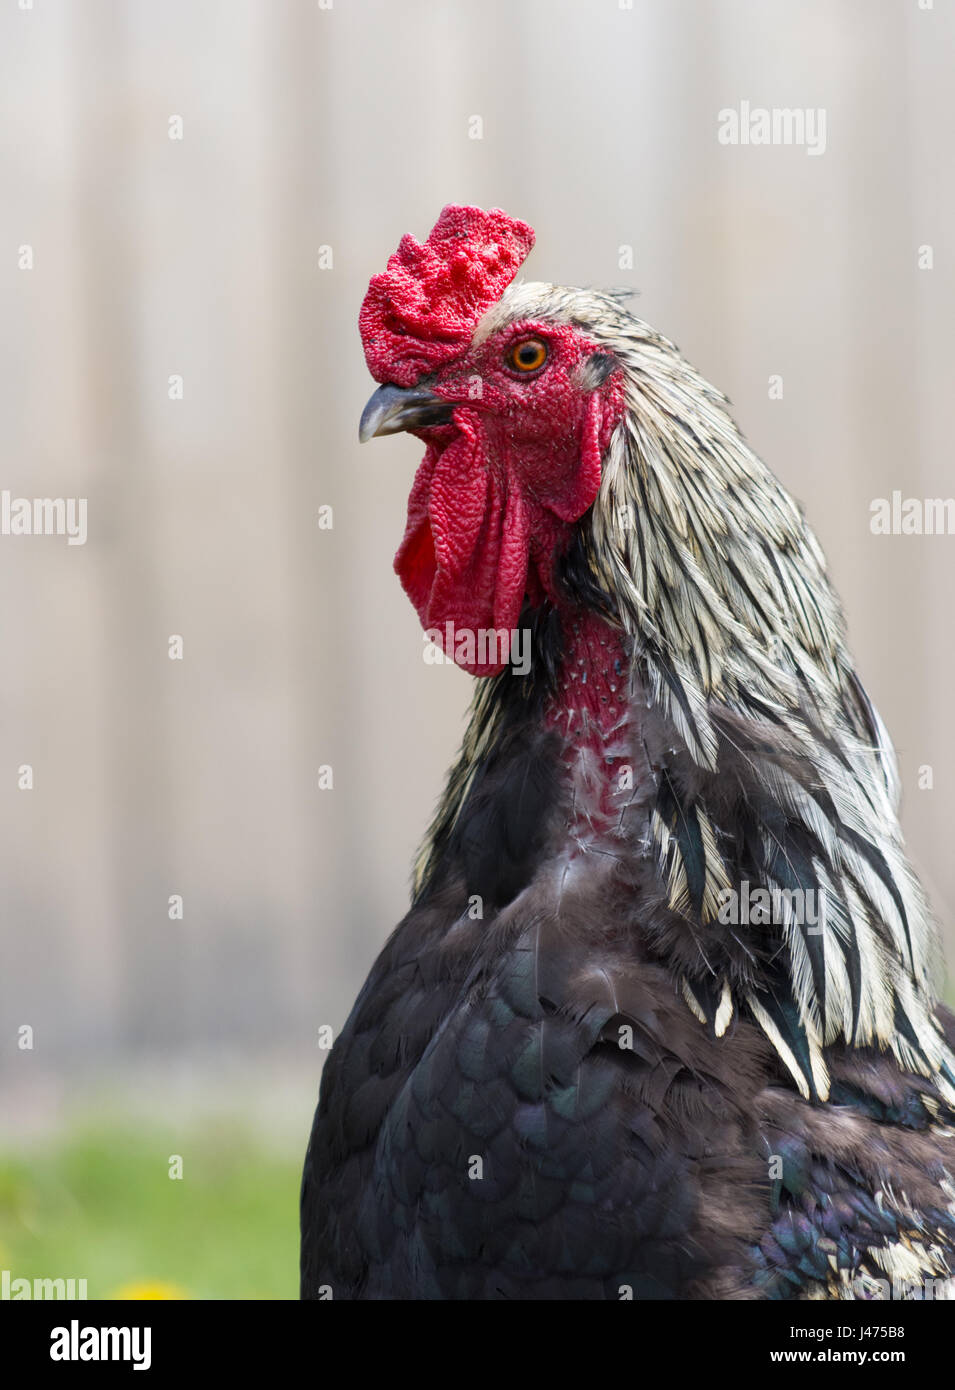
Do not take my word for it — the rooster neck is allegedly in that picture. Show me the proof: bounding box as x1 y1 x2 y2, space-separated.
545 606 630 736
541 605 649 838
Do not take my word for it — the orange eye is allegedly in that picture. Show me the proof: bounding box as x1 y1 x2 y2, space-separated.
506 338 548 373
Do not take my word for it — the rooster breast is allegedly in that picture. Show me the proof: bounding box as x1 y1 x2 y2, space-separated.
303 720 781 1299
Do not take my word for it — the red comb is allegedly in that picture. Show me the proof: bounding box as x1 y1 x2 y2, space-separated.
359 205 535 387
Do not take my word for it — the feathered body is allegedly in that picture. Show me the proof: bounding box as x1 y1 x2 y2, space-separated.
301 207 955 1299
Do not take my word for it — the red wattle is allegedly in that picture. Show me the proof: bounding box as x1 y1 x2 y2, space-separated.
393 377 622 678
394 416 533 676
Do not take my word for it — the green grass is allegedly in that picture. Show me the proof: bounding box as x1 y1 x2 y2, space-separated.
0 1121 301 1300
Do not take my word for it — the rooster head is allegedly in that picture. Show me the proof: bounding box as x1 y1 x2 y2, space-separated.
358 204 625 675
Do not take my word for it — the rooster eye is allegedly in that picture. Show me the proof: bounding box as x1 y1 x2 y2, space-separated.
506 338 548 374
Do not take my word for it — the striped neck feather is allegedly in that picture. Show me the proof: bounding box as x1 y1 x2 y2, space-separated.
572 291 952 1102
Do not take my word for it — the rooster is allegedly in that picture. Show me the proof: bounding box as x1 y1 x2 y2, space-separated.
301 205 955 1300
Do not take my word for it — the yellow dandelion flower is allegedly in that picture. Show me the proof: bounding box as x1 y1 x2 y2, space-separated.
110 1280 188 1300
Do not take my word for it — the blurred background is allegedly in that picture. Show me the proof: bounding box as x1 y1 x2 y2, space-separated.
0 0 952 1298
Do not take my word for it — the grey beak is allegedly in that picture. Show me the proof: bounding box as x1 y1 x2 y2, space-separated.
358 382 454 443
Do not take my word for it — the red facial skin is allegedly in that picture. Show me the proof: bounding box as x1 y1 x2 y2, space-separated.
394 318 625 677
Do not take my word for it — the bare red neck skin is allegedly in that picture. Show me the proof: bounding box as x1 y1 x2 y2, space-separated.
543 598 644 841
546 604 629 733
